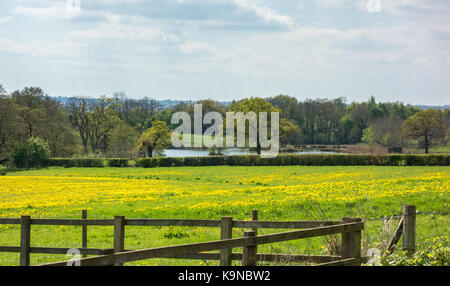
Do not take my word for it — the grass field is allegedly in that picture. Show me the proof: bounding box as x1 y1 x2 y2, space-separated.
406 146 450 154
0 166 449 265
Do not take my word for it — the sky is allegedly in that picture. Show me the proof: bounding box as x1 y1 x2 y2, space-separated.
0 0 449 105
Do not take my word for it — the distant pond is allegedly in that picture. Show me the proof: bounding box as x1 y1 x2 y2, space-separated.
158 148 339 158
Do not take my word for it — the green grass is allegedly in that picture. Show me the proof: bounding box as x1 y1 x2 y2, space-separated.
406 146 450 154
0 166 448 266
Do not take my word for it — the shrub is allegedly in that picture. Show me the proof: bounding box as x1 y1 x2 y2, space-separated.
46 154 449 168
379 236 449 266
134 158 158 168
47 158 106 168
107 159 130 167
12 137 51 168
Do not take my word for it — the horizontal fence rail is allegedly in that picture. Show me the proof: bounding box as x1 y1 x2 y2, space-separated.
0 246 111 256
0 209 374 267
41 222 364 266
0 218 341 228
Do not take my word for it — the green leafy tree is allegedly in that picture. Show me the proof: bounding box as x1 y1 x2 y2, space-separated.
68 97 91 154
113 92 162 134
87 97 121 154
12 137 50 168
146 108 175 129
267 95 300 121
402 109 445 154
443 109 450 144
137 121 171 158
229 97 279 154
108 122 139 157
279 119 302 145
11 87 46 138
0 94 17 156
196 99 225 133
68 96 121 154
362 116 404 147
1 87 75 157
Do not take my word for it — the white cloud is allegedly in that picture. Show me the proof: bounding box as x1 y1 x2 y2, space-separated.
2 0 450 104
0 16 12 24
231 0 294 27
314 0 450 13
381 0 450 14
179 41 215 55
0 38 85 57
68 21 160 40
14 1 81 20
315 0 350 8
91 0 143 4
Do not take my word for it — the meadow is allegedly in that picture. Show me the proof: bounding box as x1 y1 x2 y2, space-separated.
0 166 448 265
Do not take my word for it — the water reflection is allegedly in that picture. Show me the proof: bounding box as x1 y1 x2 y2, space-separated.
158 148 339 158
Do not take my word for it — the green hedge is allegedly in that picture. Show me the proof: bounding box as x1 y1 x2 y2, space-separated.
135 154 449 167
107 159 131 168
46 154 450 168
47 158 106 168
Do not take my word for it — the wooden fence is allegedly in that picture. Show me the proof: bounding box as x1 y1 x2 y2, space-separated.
0 206 416 266
40 218 364 266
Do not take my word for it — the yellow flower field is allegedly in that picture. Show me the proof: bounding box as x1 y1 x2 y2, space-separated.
0 166 448 266
0 166 448 219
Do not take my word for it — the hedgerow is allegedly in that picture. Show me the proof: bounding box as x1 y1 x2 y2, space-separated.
44 154 450 168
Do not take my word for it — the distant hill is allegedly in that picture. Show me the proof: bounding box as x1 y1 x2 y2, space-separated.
414 105 450 110
49 96 446 110
50 96 231 108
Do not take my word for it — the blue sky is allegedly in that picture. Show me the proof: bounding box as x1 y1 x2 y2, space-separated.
0 0 449 104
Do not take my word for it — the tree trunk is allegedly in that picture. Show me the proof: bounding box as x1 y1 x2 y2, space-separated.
147 146 154 158
424 134 429 154
256 134 261 155
82 142 88 154
27 121 33 138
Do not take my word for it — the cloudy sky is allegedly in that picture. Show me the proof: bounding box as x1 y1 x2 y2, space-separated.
0 0 449 104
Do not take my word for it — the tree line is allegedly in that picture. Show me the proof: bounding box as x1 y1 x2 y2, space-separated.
0 83 449 161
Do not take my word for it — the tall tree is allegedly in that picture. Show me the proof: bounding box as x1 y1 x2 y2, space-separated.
402 109 445 153
229 97 279 154
88 97 121 154
196 99 225 133
68 97 91 154
11 87 45 138
113 92 162 134
362 116 404 147
108 122 139 158
42 96 77 157
68 97 121 154
267 95 300 121
279 119 302 146
137 121 171 158
0 93 18 155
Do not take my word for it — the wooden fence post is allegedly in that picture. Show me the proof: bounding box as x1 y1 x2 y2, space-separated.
252 210 258 259
242 230 257 266
82 210 88 258
341 217 362 266
114 216 125 266
220 217 233 266
403 205 416 257
387 217 404 254
20 216 31 266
